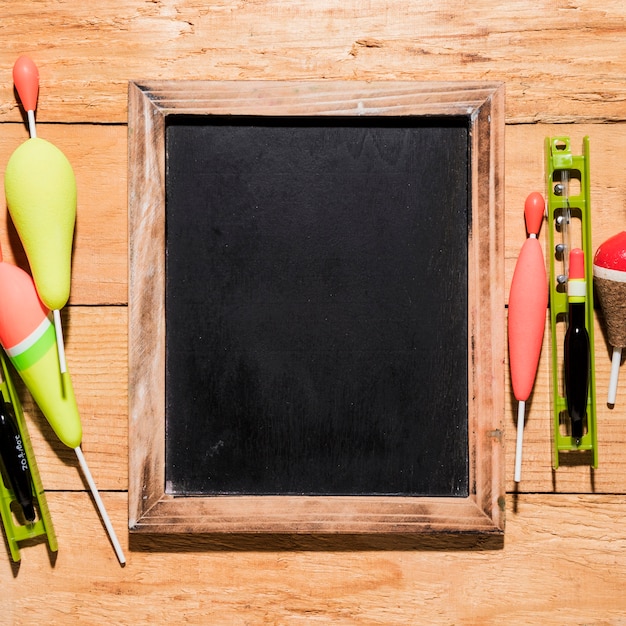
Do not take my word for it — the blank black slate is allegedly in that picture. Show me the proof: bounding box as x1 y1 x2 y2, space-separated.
164 117 469 497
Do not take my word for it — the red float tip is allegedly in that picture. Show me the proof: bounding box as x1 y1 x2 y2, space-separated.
13 55 39 112
524 192 545 237
570 248 585 280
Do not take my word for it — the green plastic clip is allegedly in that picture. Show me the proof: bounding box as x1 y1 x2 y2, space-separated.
0 350 57 561
545 136 597 469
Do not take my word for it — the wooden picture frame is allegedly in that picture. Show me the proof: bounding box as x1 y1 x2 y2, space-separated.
128 80 505 534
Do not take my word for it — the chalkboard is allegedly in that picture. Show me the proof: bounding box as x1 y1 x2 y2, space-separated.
128 81 505 534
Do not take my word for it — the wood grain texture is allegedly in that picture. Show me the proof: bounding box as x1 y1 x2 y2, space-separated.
0 122 621 309
2 1 626 123
2 122 622 307
17 302 626 498
3 493 626 625
0 0 625 622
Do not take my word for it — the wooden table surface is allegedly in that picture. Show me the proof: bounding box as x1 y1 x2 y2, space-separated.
2 1 626 624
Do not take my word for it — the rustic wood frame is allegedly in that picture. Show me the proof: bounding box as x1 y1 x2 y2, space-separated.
128 80 505 534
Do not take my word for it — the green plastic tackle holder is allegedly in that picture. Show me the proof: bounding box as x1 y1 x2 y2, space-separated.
545 136 597 469
0 350 57 561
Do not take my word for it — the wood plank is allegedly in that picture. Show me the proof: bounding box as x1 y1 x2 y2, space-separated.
20 303 626 498
23 304 626 497
0 124 127 304
1 120 623 307
2 1 625 623
0 118 622 308
3 493 626 624
2 1 626 123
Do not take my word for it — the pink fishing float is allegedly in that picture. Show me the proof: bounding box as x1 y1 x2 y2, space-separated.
0 242 79 446
508 192 548 483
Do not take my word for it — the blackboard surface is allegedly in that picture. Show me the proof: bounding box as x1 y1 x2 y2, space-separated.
164 117 469 497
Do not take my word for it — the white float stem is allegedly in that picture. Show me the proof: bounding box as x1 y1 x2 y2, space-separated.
53 309 67 374
27 110 36 138
514 400 525 483
75 446 126 565
608 346 622 406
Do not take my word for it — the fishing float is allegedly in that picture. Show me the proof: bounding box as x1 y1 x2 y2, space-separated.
593 232 626 405
508 192 548 483
0 242 125 564
8 55 73 375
